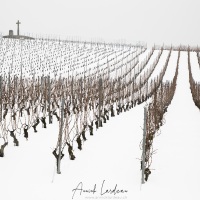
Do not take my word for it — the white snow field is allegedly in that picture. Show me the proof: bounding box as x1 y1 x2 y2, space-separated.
0 40 200 200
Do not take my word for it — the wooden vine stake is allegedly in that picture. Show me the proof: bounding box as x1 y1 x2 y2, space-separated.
99 77 103 125
57 97 64 174
0 76 2 122
48 75 52 124
44 76 47 115
20 41 23 98
118 77 121 107
80 77 83 111
8 71 10 105
141 107 147 184
71 77 74 107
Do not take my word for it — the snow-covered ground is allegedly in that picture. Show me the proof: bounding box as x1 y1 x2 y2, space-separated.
0 46 200 200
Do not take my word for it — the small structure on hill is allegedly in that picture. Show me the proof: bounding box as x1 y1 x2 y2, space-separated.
3 20 34 40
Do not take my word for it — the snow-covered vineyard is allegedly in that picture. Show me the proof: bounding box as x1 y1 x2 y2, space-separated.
0 38 200 200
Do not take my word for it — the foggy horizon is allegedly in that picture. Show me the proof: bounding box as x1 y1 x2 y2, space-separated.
0 0 199 47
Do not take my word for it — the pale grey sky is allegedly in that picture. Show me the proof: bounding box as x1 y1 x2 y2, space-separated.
0 0 199 46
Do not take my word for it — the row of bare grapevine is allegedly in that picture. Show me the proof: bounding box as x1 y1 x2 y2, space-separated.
155 44 199 52
141 49 180 182
0 39 148 164
0 38 173 175
188 50 200 109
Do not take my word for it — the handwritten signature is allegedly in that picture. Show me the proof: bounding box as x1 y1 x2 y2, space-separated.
72 180 128 199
